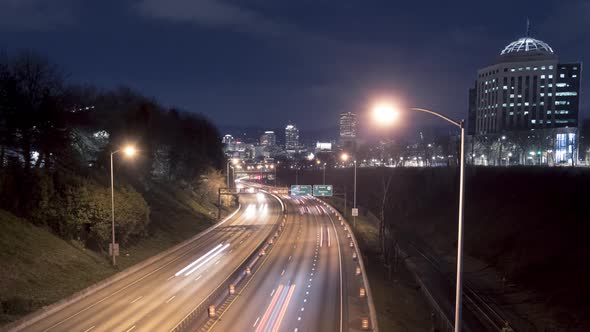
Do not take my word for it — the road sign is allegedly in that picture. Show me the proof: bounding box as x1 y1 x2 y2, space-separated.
109 243 119 257
352 208 359 217
291 185 312 196
313 185 333 197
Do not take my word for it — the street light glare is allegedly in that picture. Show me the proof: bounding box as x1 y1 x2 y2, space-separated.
123 146 136 157
372 103 398 126
340 153 349 162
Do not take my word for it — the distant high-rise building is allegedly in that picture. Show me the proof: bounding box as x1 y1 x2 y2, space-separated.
469 26 582 165
339 112 358 152
222 134 234 145
260 131 276 146
285 123 299 151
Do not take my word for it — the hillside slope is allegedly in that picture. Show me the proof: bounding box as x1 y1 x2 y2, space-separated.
0 181 232 325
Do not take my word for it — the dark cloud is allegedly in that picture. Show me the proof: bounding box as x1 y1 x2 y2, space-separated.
135 0 286 37
0 0 77 31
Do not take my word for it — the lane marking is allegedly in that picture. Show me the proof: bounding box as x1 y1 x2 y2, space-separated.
320 225 323 247
167 275 174 281
288 255 292 261
166 295 176 304
194 275 202 281
125 326 136 332
253 316 261 327
83 326 95 332
270 288 276 297
130 296 142 304
281 269 285 276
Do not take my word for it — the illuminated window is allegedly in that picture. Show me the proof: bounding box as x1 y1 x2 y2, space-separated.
531 120 536 123
541 75 546 79
556 92 577 96
541 66 546 70
548 75 553 79
511 68 516 72
549 65 554 69
573 74 578 78
560 74 565 78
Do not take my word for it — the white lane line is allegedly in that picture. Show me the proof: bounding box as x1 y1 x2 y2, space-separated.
83 326 95 332
327 227 331 247
194 275 202 281
125 326 136 332
253 316 261 327
215 260 220 265
320 225 323 247
281 269 285 276
288 255 292 261
130 296 143 304
270 288 276 297
167 275 174 281
166 295 176 304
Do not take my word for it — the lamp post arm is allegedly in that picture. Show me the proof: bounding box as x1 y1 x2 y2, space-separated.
410 108 462 128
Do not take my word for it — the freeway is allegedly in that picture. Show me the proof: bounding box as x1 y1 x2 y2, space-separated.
18 193 282 332
208 195 348 332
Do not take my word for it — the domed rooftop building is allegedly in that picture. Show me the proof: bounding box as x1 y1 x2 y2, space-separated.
497 36 557 62
468 29 582 166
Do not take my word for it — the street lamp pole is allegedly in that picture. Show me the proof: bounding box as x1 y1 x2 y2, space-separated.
226 160 230 188
110 152 116 266
374 105 466 331
110 146 136 267
323 163 326 185
353 160 357 228
409 108 466 332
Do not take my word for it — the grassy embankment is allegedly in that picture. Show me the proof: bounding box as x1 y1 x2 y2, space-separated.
322 197 432 332
0 181 233 325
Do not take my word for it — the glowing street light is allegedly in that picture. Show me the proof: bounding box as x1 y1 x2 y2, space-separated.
340 153 349 162
371 100 466 332
110 144 137 266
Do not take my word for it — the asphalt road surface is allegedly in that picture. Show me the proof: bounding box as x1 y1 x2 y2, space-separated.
208 195 348 332
20 193 281 332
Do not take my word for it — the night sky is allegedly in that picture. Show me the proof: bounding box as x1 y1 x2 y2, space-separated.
1 0 588 131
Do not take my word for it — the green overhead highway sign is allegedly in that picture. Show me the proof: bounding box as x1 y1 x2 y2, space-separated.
313 185 333 197
291 185 312 196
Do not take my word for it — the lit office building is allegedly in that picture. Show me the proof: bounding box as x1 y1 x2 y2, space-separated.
285 123 299 151
260 131 276 147
469 30 582 165
339 112 358 152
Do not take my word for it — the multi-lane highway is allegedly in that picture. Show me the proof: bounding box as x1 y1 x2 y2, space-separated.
207 195 351 332
18 193 282 332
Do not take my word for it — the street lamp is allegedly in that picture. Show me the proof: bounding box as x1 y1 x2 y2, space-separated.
323 162 327 185
110 144 137 266
372 102 466 332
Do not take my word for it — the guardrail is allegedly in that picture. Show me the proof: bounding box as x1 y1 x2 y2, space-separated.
170 192 286 332
314 197 379 332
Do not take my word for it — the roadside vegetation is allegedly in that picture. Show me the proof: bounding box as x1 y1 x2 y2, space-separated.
286 167 590 331
0 51 233 324
322 197 432 331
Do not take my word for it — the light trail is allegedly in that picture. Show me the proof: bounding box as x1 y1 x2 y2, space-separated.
184 243 230 276
174 244 223 277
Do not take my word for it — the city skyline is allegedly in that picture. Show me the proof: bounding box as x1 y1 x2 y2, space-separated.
0 1 587 130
